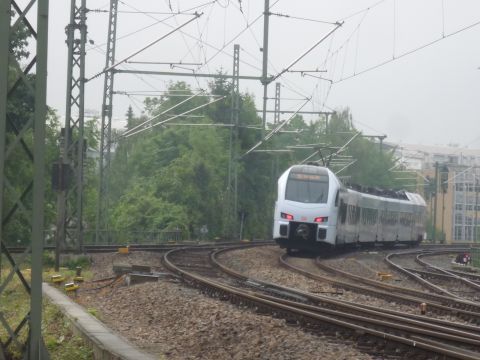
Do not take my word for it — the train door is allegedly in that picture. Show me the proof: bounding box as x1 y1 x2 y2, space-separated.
382 203 400 242
336 191 349 245
344 193 360 244
358 196 379 244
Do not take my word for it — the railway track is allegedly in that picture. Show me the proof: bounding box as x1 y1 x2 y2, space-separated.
5 241 273 254
300 251 480 322
415 253 480 291
386 249 480 303
163 245 480 359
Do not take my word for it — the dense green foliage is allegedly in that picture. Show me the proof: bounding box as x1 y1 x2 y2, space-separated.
3 20 99 245
108 81 404 241
5 18 408 243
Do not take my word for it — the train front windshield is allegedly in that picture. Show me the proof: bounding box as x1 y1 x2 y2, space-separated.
285 171 329 204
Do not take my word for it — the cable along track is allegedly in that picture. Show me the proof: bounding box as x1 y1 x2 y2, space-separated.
163 245 480 359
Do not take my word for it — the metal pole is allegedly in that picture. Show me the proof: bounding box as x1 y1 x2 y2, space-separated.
1 0 50 357
232 45 240 240
274 83 280 125
261 0 270 133
60 0 87 252
0 0 10 283
441 191 445 243
30 0 49 356
433 162 439 243
475 177 478 243
96 0 118 245
77 2 87 252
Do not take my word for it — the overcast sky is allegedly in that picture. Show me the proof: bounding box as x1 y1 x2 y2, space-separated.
45 0 480 148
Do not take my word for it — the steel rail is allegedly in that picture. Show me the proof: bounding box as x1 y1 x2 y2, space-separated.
279 253 480 323
6 240 274 253
415 253 480 293
163 247 480 359
385 251 465 299
210 248 480 341
315 255 472 306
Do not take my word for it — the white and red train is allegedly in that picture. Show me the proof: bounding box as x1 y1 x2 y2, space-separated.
273 165 426 253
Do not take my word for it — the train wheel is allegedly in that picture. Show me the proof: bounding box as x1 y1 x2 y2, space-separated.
286 248 294 256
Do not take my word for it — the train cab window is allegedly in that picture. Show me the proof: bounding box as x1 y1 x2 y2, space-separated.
285 169 329 203
334 190 339 207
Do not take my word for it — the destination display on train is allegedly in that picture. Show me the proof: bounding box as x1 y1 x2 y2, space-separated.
289 173 328 181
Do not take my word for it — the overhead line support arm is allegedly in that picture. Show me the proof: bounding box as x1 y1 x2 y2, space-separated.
113 69 263 81
88 12 203 81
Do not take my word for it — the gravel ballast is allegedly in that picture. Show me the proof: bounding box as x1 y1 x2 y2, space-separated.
78 273 372 359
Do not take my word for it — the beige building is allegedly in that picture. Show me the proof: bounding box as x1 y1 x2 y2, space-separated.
389 143 480 244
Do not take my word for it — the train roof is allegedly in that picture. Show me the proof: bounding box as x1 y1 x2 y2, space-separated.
345 183 410 200
289 165 330 176
345 184 426 206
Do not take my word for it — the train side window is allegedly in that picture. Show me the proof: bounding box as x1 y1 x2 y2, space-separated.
334 190 339 207
355 206 360 224
339 200 347 224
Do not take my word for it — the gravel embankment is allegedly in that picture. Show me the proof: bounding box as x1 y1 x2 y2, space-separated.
78 251 374 360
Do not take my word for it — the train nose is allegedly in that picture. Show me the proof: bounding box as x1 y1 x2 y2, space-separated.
296 224 310 239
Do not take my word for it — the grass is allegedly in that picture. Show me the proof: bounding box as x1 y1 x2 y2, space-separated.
43 302 93 360
0 252 94 359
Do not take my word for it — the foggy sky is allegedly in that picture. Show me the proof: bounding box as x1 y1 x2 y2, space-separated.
45 0 480 148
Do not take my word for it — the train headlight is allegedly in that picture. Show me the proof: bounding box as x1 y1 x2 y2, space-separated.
281 212 294 220
314 216 328 223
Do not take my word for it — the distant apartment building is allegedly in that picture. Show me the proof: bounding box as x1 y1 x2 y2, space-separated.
388 143 480 244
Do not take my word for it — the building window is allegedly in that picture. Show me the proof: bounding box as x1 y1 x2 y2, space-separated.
454 226 463 240
465 226 473 241
455 213 463 224
448 156 458 164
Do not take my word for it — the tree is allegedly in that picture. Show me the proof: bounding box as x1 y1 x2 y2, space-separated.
108 82 404 242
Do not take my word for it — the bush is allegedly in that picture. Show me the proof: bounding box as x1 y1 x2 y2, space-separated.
61 255 91 270
43 251 55 268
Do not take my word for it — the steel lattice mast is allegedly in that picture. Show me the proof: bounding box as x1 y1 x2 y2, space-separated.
0 0 50 357
96 0 118 244
274 82 280 124
55 0 87 257
225 45 240 240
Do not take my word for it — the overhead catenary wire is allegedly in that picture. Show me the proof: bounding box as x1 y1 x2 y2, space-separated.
199 0 281 73
269 12 340 26
88 13 203 81
89 9 199 15
123 92 205 137
339 0 388 22
335 159 358 174
119 0 266 73
119 0 330 124
334 17 480 84
122 96 226 138
241 98 311 158
270 22 343 83
77 40 173 118
115 0 333 118
86 1 215 52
